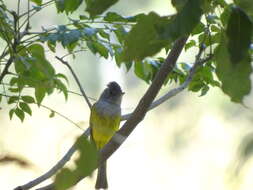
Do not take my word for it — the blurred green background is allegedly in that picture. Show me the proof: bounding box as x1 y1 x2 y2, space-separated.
1 0 253 190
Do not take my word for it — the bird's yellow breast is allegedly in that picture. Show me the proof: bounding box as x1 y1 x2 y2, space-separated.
90 101 121 149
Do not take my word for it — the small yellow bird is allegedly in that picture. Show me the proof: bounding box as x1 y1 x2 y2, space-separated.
90 81 124 189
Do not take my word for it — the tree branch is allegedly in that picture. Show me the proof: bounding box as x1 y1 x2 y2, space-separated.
98 36 188 164
55 56 92 109
25 36 188 190
121 55 213 120
14 37 216 190
0 57 13 83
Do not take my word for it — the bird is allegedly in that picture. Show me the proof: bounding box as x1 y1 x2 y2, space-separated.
90 81 124 189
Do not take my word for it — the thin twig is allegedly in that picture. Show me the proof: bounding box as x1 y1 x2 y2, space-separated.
121 55 213 120
61 49 88 59
14 128 90 190
0 93 83 131
55 56 92 109
19 0 54 18
40 104 84 131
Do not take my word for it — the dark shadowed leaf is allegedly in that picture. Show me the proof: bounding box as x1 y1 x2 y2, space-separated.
123 0 203 62
215 34 252 103
172 0 188 12
157 0 203 40
226 7 252 64
237 0 253 19
85 0 119 18
122 12 169 62
64 0 83 14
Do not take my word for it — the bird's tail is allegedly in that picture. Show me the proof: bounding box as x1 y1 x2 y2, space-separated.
95 161 108 189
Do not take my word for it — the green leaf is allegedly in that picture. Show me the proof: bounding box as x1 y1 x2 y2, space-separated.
56 73 69 83
8 88 20 93
9 109 15 120
49 111 55 118
54 79 68 100
188 80 205 92
200 85 210 96
172 0 188 12
19 102 32 116
98 29 110 40
134 61 152 83
237 0 253 19
185 40 196 50
55 168 77 190
122 12 169 62
29 0 42 6
74 136 98 176
215 34 252 103
123 0 203 62
226 7 252 64
93 42 109 58
157 0 203 40
10 77 18 86
8 96 19 104
113 25 128 44
85 0 119 18
104 12 126 22
35 86 46 105
15 108 25 122
54 136 98 190
191 22 205 35
21 96 35 103
64 0 83 14
24 44 56 80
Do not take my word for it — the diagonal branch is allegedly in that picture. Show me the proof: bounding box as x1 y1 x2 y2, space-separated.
98 36 188 165
55 56 92 109
26 36 189 190
14 37 215 190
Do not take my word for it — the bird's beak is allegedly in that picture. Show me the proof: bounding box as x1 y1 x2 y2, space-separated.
121 92 125 95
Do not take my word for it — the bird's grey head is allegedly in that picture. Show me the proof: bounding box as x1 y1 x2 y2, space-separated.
99 82 124 105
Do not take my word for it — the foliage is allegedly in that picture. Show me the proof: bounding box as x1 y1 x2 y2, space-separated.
54 135 98 190
0 0 253 189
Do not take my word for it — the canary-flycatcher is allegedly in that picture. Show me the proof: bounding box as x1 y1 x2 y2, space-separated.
90 81 124 189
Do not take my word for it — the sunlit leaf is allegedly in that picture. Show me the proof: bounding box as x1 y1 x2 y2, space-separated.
35 86 46 105
19 102 32 116
21 96 35 103
15 108 25 122
29 0 42 6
